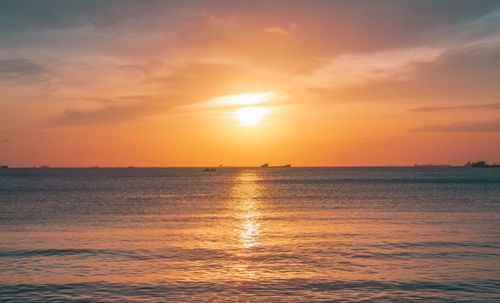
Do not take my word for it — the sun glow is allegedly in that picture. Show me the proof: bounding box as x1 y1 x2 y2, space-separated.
235 106 267 125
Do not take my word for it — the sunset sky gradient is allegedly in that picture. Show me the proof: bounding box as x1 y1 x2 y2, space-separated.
1 0 499 166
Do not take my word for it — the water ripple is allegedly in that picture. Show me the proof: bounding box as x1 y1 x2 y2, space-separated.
1 279 499 302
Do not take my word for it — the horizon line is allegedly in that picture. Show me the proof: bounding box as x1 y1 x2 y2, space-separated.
0 165 469 169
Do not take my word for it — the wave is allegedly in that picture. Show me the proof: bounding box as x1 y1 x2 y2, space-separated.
253 177 500 185
1 279 499 302
0 248 232 261
2 242 498 263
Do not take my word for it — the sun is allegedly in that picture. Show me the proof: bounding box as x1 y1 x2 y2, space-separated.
235 106 266 126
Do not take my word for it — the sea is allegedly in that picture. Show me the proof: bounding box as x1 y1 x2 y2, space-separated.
0 167 499 302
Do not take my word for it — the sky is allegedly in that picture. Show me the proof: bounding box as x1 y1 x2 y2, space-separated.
1 0 500 167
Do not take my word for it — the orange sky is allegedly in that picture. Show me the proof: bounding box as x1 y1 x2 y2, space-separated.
1 1 500 166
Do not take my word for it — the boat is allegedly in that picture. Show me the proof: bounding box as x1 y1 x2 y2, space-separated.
413 164 451 167
203 168 216 172
1 165 8 169
465 160 500 168
260 163 291 168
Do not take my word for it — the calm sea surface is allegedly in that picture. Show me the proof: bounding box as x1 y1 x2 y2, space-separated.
0 167 499 302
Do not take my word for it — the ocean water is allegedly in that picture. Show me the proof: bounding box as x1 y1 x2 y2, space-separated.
0 167 499 302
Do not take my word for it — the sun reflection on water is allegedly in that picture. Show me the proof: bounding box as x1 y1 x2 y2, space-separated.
227 170 265 279
233 171 262 250
239 201 261 248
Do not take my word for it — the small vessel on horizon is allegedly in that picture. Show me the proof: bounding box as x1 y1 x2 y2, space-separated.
203 167 216 172
1 165 8 169
465 160 500 168
260 163 291 168
413 164 451 167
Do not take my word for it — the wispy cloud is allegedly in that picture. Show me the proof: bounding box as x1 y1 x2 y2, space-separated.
50 98 164 126
312 46 500 103
264 26 289 35
302 47 443 89
411 102 500 112
414 120 500 132
179 91 285 114
2 2 500 129
48 61 271 126
0 58 47 79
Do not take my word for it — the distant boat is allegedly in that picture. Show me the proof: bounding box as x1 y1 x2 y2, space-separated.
465 160 500 168
260 163 291 168
413 164 451 167
1 165 8 169
39 166 50 168
203 168 216 172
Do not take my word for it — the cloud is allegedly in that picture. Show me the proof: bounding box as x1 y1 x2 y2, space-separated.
414 120 500 132
0 0 186 32
302 47 443 89
1 1 498 56
50 97 164 126
264 26 289 35
157 62 277 104
182 91 284 111
3 1 500 130
49 61 278 125
0 58 46 78
411 102 500 112
313 45 500 103
289 4 500 103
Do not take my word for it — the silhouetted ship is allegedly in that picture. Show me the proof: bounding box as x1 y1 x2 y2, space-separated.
1 165 8 169
203 167 216 172
465 160 500 168
260 163 291 168
413 164 451 167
